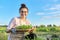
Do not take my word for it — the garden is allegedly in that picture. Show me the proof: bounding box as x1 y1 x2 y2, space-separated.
0 25 60 40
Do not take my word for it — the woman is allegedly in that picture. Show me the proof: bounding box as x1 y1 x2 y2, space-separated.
7 4 32 40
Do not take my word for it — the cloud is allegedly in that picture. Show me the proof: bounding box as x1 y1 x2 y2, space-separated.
40 4 60 19
36 4 60 21
36 12 45 15
45 4 60 11
43 15 60 19
48 11 60 15
36 11 60 16
40 11 60 20
36 11 60 20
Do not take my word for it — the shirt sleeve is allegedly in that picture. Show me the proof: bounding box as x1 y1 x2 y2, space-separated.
26 19 31 25
7 17 16 30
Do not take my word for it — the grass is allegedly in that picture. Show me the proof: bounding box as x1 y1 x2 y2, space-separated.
0 27 60 40
0 27 7 40
0 32 7 40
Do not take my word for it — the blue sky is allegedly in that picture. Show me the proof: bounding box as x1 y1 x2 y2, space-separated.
0 0 60 26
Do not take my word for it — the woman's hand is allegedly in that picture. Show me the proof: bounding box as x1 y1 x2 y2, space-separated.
28 27 35 33
6 29 11 33
6 28 16 33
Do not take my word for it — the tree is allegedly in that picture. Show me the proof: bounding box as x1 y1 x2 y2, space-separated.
47 24 52 27
39 25 46 27
53 24 57 27
0 25 7 27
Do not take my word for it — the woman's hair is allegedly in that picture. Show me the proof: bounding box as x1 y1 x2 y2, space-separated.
19 4 28 13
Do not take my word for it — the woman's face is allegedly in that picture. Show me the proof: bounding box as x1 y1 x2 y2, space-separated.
20 8 28 18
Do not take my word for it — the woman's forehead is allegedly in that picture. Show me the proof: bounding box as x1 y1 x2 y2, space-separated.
21 8 28 11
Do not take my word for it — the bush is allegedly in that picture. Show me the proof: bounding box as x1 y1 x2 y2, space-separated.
50 27 56 32
36 27 49 32
36 27 60 32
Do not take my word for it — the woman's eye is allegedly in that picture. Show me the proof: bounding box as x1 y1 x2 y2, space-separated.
21 11 27 13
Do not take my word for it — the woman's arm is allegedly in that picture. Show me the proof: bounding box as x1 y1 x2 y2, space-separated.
6 17 16 33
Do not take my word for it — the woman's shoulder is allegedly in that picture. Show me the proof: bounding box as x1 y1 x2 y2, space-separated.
12 17 20 20
10 17 20 22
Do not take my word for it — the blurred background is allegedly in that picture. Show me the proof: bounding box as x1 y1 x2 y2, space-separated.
0 0 60 40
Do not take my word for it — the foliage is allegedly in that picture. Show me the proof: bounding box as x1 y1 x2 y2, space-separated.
36 27 60 32
47 24 52 27
0 25 60 40
16 25 32 29
0 32 7 40
39 25 46 27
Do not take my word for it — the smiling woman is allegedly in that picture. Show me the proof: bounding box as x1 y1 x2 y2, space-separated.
6 4 33 40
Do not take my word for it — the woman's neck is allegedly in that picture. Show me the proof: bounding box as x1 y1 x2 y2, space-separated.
20 17 26 21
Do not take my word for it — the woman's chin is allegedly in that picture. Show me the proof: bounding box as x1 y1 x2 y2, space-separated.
22 16 26 18
21 16 26 18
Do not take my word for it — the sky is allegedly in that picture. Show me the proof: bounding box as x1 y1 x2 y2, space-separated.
0 0 60 26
